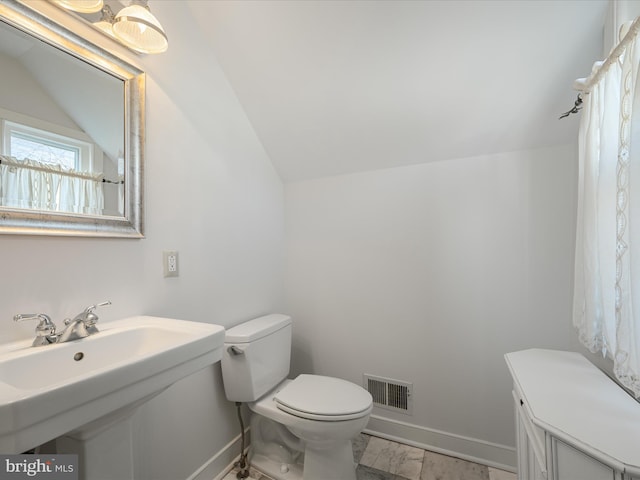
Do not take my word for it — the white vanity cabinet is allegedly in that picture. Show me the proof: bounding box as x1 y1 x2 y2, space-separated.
505 349 640 480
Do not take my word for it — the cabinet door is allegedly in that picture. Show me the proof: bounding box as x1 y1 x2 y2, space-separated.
514 391 547 480
527 441 546 480
552 438 616 480
515 401 529 479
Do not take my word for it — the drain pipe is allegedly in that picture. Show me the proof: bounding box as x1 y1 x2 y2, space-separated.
234 402 250 479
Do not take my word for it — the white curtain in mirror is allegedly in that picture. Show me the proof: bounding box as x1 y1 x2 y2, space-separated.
0 157 104 215
573 30 640 397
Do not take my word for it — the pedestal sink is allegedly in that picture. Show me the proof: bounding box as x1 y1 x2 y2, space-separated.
0 316 225 479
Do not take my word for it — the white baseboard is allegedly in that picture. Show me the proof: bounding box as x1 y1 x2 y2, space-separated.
189 418 516 479
188 429 250 480
364 415 516 473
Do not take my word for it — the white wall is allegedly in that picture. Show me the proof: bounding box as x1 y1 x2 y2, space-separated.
0 2 284 479
285 143 584 469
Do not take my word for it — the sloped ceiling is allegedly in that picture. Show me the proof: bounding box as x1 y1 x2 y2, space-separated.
188 0 609 182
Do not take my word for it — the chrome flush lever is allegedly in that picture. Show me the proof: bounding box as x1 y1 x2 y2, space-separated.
227 345 244 356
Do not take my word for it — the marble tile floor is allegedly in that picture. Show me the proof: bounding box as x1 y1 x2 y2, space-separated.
222 433 516 480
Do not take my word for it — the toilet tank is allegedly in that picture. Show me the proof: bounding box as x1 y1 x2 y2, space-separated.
221 314 292 402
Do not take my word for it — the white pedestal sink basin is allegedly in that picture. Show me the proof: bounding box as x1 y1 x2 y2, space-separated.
0 315 225 474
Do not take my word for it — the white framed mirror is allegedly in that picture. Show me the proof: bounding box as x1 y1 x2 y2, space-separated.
0 0 144 238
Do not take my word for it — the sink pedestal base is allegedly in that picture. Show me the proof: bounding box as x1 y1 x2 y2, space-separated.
57 408 139 480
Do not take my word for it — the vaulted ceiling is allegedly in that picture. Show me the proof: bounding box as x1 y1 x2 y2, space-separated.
187 0 609 182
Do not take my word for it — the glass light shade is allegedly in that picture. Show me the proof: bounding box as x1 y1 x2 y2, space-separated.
113 3 168 54
52 0 104 13
94 20 115 37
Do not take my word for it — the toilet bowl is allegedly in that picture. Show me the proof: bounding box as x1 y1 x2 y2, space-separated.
221 314 373 480
251 377 372 479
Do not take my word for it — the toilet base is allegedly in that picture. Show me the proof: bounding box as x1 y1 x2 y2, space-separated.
250 445 357 480
302 440 357 480
249 452 304 480
249 410 358 480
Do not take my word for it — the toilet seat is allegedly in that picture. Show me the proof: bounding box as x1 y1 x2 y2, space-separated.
274 374 372 421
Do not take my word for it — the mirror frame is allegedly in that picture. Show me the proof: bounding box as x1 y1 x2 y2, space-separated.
0 0 144 238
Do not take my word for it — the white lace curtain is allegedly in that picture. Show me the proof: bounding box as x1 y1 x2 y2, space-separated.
0 155 104 215
573 19 640 396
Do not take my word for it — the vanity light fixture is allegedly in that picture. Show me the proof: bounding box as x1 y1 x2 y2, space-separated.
50 0 168 54
93 4 116 38
112 0 168 54
52 0 104 14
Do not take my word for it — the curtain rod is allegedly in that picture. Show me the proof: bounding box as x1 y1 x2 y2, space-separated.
0 156 123 184
574 16 640 93
560 16 640 119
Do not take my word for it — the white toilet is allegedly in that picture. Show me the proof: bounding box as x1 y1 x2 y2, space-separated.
221 314 373 480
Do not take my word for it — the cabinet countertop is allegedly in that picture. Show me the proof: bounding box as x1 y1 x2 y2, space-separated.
505 349 640 476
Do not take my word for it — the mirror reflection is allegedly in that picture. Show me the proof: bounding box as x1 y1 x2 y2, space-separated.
0 19 125 217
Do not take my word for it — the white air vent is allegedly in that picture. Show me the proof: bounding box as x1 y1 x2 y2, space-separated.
364 374 413 415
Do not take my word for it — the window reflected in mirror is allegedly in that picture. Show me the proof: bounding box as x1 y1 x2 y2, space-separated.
0 18 125 218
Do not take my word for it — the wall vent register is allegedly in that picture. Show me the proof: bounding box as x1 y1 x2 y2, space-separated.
364 374 412 415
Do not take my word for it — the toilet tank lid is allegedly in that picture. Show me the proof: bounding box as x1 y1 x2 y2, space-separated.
225 314 292 343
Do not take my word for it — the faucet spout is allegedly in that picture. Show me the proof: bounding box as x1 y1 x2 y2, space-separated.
58 318 91 343
58 301 111 343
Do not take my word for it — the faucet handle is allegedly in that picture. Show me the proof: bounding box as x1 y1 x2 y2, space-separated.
83 301 111 333
84 301 112 316
14 313 57 337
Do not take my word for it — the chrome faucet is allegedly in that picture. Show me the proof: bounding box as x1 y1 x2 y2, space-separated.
14 301 111 346
58 301 111 343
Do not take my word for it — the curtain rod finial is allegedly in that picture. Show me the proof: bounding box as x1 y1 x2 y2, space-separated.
559 94 583 120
